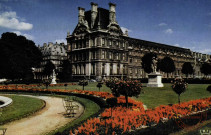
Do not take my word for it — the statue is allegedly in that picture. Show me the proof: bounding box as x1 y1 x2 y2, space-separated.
31 67 35 79
147 57 164 87
151 57 157 73
51 69 57 84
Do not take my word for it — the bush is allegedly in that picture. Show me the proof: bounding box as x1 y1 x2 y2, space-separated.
207 85 211 93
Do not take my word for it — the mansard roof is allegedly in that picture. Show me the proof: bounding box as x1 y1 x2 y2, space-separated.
85 8 110 30
128 37 192 54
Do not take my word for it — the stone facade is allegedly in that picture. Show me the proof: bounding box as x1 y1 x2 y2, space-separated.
67 2 210 81
34 42 67 80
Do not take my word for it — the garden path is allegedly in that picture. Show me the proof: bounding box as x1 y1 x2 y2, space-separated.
3 95 84 135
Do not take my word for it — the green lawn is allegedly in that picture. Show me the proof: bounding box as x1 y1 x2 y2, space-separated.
0 94 45 125
44 82 211 109
134 83 211 109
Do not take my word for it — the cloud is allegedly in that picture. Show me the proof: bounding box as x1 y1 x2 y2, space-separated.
55 39 67 44
198 49 211 54
174 44 180 47
121 27 132 33
0 11 33 30
158 23 167 26
12 31 34 40
164 28 173 34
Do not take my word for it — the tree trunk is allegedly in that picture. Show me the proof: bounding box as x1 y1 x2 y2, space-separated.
125 95 128 108
111 107 112 117
178 94 180 104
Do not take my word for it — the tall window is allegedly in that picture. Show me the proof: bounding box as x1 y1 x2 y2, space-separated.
109 52 112 59
123 53 125 60
116 41 119 48
109 40 112 46
130 57 133 63
102 50 105 59
116 53 119 60
102 38 105 46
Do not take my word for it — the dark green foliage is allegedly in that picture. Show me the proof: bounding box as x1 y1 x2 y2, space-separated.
171 78 188 104
200 62 211 76
97 82 103 91
57 60 72 81
207 85 211 93
43 60 55 76
106 97 117 117
159 56 176 78
106 98 117 107
182 62 194 77
0 32 42 80
141 53 157 73
43 79 51 89
78 80 88 90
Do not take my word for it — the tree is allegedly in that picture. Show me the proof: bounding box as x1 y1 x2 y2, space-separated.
141 53 157 73
43 60 55 76
106 79 142 107
200 62 211 77
171 78 188 104
97 82 103 91
106 98 117 117
182 62 194 78
159 56 175 78
78 79 88 90
0 32 42 81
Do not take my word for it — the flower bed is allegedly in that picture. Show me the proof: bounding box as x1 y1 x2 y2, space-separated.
0 85 210 135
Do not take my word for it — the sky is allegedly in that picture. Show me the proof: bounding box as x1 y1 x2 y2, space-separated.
0 0 211 54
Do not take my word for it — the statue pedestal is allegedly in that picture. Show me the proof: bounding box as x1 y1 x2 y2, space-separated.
51 77 57 84
147 72 164 87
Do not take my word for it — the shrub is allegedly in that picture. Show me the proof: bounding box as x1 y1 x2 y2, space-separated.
207 85 211 93
171 78 188 104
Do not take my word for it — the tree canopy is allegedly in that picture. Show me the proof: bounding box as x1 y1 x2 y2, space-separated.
200 62 211 76
43 60 55 76
171 78 188 104
0 32 42 81
181 62 194 77
141 53 157 73
57 60 72 81
158 56 175 77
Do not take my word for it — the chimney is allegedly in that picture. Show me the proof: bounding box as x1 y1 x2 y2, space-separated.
91 2 98 28
78 7 85 24
109 3 116 23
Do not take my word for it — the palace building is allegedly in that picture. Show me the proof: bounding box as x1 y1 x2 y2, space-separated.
34 42 67 80
66 2 210 81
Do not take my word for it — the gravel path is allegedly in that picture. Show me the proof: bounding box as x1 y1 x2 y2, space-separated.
3 95 84 135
